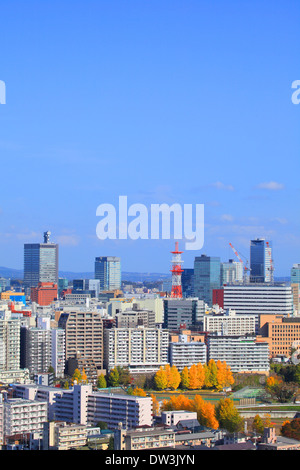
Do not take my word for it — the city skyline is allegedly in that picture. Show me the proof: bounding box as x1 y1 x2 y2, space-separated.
0 1 299 276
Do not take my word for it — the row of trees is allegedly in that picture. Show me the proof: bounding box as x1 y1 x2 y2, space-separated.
154 360 234 391
159 394 243 432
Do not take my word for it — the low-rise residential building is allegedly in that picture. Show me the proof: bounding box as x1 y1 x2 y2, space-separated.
114 426 176 450
43 421 87 450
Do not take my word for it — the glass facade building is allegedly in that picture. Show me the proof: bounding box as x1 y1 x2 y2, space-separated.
250 238 272 283
24 233 58 292
193 255 221 306
94 256 121 291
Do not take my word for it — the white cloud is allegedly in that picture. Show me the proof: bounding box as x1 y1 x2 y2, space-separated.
221 214 234 222
256 181 284 190
211 181 235 191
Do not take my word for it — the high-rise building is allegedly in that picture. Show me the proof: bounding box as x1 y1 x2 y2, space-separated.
0 310 21 372
193 255 221 305
291 264 300 287
163 298 205 330
104 327 169 374
24 232 58 294
250 238 273 283
181 268 194 297
20 326 52 374
58 309 103 371
94 256 121 291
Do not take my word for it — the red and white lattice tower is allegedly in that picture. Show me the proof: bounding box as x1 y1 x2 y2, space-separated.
170 241 184 298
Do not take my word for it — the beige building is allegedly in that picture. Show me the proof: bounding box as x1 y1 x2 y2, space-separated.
258 314 300 359
58 309 103 369
114 427 175 450
43 421 87 450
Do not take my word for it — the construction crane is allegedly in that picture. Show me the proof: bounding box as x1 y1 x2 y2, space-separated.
229 242 250 283
265 241 274 282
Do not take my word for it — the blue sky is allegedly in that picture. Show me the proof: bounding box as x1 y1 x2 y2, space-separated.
0 0 299 275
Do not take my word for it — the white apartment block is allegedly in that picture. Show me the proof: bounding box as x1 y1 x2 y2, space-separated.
169 339 207 371
51 328 65 378
21 327 52 374
87 391 153 429
0 311 21 372
3 397 48 441
207 335 270 373
43 421 88 450
161 410 198 426
203 309 256 336
104 327 169 374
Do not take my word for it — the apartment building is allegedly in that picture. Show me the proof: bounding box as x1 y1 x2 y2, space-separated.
104 326 169 374
169 338 207 370
43 421 87 450
207 334 270 373
0 310 21 372
2 398 48 442
114 427 175 450
58 309 103 370
20 326 52 374
202 309 256 336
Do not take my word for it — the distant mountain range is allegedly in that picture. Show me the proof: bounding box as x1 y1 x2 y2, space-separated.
0 266 170 283
0 266 290 284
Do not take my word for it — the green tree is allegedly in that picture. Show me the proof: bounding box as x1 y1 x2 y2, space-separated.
108 367 120 387
252 414 264 434
180 366 190 389
215 398 244 433
97 374 107 389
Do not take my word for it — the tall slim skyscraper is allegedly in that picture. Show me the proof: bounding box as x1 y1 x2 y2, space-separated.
24 231 59 293
291 264 300 287
94 256 121 291
193 254 221 306
250 238 273 283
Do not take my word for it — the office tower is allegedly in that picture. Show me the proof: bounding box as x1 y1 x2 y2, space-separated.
163 298 205 330
58 309 103 370
24 231 58 293
193 255 221 306
181 268 194 297
58 278 69 296
104 327 169 374
250 238 273 283
291 264 300 287
223 283 293 332
72 279 100 297
94 256 121 291
0 310 21 372
220 259 243 285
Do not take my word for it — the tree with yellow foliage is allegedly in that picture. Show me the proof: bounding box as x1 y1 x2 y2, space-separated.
180 366 190 389
192 395 219 429
154 366 168 390
188 364 201 390
151 394 160 416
